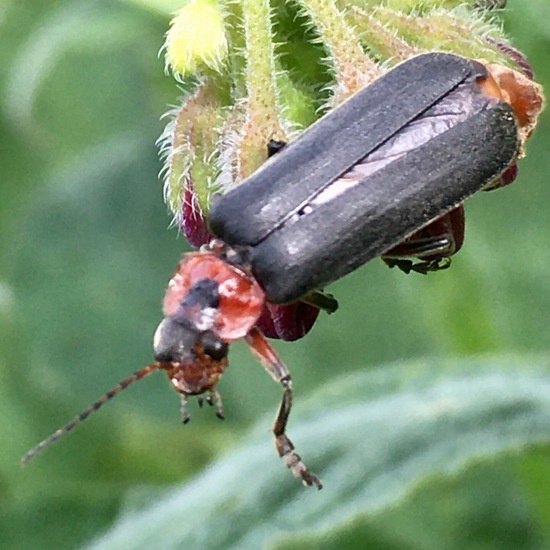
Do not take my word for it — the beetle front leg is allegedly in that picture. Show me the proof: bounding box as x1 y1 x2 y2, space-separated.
245 327 322 489
273 377 323 489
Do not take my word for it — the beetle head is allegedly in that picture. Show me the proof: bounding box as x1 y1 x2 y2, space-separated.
154 276 230 395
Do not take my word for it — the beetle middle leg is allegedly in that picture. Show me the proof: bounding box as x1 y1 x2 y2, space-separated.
382 206 465 275
245 327 322 489
301 289 339 314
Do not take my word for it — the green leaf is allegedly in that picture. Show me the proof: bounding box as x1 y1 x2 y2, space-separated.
87 357 550 549
2 1 550 548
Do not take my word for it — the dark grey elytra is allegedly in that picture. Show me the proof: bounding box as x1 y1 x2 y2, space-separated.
209 52 520 304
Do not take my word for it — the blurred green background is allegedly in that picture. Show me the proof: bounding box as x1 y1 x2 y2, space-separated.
1 1 550 549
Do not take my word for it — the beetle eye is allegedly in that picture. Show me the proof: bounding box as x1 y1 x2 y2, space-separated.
153 318 197 363
201 331 228 361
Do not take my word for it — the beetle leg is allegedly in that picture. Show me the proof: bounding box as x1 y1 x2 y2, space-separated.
181 391 223 421
384 255 452 275
274 378 324 488
383 206 465 275
208 389 225 419
245 327 322 489
180 394 190 424
300 289 339 314
384 235 454 260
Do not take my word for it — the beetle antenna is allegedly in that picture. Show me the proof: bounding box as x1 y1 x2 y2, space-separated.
21 363 162 465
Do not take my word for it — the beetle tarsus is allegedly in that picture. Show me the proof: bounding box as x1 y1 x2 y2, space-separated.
273 379 322 489
384 256 452 275
383 258 414 273
275 432 322 490
180 394 190 424
413 258 452 274
209 389 224 419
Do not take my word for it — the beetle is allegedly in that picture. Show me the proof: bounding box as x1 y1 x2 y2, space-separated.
22 52 527 489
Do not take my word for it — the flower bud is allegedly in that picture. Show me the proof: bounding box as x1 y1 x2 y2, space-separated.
165 0 228 77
